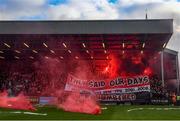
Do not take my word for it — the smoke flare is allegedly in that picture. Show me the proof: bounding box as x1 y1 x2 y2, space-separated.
0 91 35 111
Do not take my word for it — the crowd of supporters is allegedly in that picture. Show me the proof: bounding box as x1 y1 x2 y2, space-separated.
0 70 67 96
150 74 178 105
0 71 178 105
149 75 168 101
0 72 38 96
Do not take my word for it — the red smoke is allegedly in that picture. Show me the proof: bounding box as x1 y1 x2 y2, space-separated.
103 55 119 78
33 57 101 115
103 54 153 78
0 91 35 111
32 54 152 115
143 67 153 76
55 91 101 115
0 51 154 115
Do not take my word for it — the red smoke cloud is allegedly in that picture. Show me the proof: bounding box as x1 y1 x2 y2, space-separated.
33 57 101 115
0 51 154 115
103 55 119 78
103 53 153 78
32 53 153 115
143 67 153 76
55 91 101 115
0 91 35 111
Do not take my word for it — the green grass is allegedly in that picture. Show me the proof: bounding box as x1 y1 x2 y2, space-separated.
0 105 180 120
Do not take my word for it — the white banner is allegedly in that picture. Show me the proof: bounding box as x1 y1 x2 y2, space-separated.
65 74 150 94
95 85 150 94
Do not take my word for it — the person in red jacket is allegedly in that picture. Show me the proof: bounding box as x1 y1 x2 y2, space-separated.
172 92 177 105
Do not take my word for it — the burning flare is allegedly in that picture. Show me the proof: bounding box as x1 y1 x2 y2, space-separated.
54 91 101 115
0 91 35 111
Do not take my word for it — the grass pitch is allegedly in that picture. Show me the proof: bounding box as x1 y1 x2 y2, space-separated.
0 105 180 120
